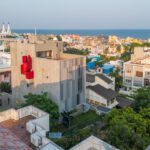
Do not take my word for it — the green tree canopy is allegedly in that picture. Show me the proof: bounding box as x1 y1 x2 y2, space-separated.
23 92 59 119
109 69 123 90
103 108 150 150
133 87 150 112
56 35 62 41
64 48 89 56
0 82 11 93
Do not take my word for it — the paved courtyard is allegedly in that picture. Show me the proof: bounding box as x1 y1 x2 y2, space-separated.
0 116 35 150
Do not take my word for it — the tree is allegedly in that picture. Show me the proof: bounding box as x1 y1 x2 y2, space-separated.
109 69 123 90
116 45 121 53
56 35 62 41
64 48 89 56
133 87 150 112
103 108 150 150
0 82 11 93
61 111 73 128
23 93 59 119
120 52 131 62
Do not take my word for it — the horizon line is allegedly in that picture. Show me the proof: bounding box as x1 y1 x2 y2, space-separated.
12 28 150 30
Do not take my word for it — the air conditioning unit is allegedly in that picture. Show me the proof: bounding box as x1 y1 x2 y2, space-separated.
26 121 36 133
31 133 42 147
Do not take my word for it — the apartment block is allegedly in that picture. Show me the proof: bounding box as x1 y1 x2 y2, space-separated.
11 40 86 112
123 47 150 89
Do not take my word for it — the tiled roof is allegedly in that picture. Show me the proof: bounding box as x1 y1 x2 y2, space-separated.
116 96 133 108
0 124 32 150
96 74 113 84
86 74 95 83
87 84 118 101
0 116 35 150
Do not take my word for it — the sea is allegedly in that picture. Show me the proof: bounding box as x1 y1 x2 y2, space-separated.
13 29 150 40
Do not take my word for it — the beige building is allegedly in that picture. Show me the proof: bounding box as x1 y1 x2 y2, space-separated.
123 47 150 89
11 40 86 112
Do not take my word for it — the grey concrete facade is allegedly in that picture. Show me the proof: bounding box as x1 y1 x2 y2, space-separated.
11 40 86 112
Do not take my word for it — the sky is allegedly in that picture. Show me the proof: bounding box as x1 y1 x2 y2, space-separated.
0 0 150 29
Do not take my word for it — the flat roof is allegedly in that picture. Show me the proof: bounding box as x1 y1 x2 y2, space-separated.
0 116 35 150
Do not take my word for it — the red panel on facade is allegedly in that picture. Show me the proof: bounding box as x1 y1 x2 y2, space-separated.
21 63 30 73
21 64 25 74
25 71 34 79
21 55 34 80
22 56 27 63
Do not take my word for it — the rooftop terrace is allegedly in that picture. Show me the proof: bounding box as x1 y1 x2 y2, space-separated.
0 116 34 150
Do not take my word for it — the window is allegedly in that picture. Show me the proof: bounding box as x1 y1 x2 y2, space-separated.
77 94 80 105
8 98 10 105
136 71 143 77
60 83 64 100
0 99 2 106
95 101 100 106
46 51 52 58
126 70 131 73
126 79 131 83
145 72 150 76
78 78 82 92
4 74 9 78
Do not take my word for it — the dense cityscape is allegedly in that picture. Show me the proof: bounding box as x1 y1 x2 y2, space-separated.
0 22 149 150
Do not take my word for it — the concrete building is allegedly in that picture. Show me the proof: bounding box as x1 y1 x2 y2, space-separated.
0 52 11 84
11 40 86 112
123 47 150 89
0 105 54 149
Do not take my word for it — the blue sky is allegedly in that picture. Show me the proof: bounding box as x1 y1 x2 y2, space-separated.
0 0 150 29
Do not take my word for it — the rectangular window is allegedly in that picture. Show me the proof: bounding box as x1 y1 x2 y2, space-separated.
126 70 131 73
77 94 80 105
136 71 143 77
78 77 82 92
60 83 64 100
126 79 131 83
0 99 2 106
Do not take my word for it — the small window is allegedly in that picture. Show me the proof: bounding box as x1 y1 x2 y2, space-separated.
0 99 2 106
136 71 143 77
4 74 8 78
8 98 10 105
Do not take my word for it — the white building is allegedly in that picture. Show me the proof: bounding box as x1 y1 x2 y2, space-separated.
86 73 115 90
86 73 118 113
123 47 150 90
0 23 12 38
86 84 118 109
0 52 11 84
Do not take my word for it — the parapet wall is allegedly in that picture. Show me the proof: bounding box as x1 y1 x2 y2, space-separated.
0 108 18 122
